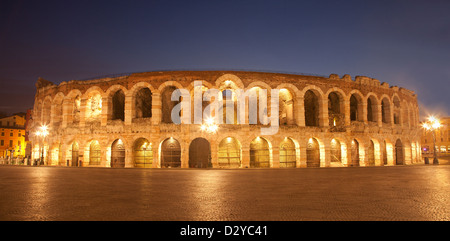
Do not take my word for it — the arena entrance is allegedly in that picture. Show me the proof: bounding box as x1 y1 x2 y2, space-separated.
351 139 360 167
306 138 320 167
189 138 211 168
250 137 270 168
133 138 153 168
161 138 181 168
72 142 79 167
330 139 342 164
367 140 376 166
111 139 125 168
395 139 404 165
218 137 241 168
89 140 101 165
279 138 296 168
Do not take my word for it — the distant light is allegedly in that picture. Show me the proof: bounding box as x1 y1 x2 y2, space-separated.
422 116 441 131
200 117 219 134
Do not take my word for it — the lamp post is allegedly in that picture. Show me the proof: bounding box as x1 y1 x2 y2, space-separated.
422 116 441 165
35 125 49 166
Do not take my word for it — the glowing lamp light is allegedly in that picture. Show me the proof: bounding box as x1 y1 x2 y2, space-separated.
35 125 49 137
422 115 442 165
422 116 441 131
200 117 219 134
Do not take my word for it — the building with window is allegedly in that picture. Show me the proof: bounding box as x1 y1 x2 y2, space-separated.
0 114 26 158
29 71 422 168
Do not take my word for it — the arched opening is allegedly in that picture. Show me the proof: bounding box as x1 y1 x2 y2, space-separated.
35 101 42 124
304 90 320 127
409 106 415 127
220 89 237 124
112 90 125 121
367 96 378 123
42 98 52 124
189 138 211 168
111 139 125 168
328 92 344 128
73 95 81 123
89 140 101 165
306 138 320 167
350 94 363 122
160 138 181 168
250 137 270 168
85 92 102 122
367 140 376 166
135 88 152 118
330 138 342 164
279 137 296 168
383 140 388 165
279 89 294 125
161 86 180 123
393 97 401 125
381 98 391 124
50 143 62 166
133 138 153 168
52 96 64 126
395 139 404 165
192 84 212 124
248 87 268 125
71 142 79 167
351 139 360 167
218 137 241 168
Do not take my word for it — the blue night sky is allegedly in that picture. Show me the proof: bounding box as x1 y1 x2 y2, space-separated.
0 0 449 118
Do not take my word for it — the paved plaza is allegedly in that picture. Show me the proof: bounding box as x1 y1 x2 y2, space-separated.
0 165 449 221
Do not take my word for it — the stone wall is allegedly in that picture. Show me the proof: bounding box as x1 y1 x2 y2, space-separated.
30 71 422 168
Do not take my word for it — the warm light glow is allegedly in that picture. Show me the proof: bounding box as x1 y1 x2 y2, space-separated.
422 116 441 131
200 117 219 134
35 125 49 137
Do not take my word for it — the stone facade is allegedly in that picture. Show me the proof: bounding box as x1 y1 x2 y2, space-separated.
29 71 422 168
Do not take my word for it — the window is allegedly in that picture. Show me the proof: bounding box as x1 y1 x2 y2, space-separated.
18 133 21 137
1 140 3 146
9 140 13 147
10 132 13 137
1 132 4 136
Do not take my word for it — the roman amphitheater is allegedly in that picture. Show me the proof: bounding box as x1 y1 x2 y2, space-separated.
30 71 422 168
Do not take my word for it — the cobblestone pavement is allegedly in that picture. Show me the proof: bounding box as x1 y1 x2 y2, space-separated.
0 165 449 221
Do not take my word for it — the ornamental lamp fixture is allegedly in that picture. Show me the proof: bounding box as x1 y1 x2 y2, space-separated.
422 116 442 165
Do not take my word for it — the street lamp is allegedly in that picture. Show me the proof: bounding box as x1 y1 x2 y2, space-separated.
35 125 49 166
422 116 442 165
